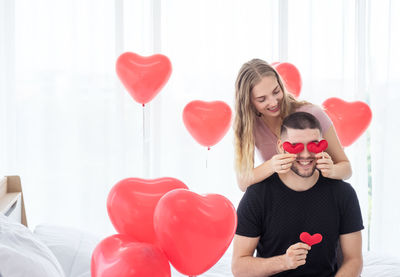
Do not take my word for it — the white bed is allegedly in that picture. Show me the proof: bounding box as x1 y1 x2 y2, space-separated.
1 214 399 277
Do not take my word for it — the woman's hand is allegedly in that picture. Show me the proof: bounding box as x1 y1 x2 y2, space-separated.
270 153 297 174
315 151 334 178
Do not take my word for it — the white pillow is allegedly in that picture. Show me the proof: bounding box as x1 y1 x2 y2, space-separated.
0 214 65 277
33 224 100 277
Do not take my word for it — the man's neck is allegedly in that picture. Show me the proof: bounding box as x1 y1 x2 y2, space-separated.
278 170 320 192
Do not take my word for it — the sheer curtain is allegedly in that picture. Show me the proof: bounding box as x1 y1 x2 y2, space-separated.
8 0 149 236
1 0 399 254
0 0 17 174
369 0 400 257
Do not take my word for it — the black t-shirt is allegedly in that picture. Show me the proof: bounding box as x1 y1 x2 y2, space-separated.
236 173 364 277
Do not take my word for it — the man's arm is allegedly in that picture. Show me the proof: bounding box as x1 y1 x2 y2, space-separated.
231 235 310 277
335 231 363 277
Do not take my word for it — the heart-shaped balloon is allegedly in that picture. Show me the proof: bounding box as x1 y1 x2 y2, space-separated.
116 52 172 105
107 177 188 244
283 141 304 154
299 232 323 247
307 140 328 153
154 189 237 276
91 234 171 277
182 100 232 148
322 97 372 147
273 62 302 98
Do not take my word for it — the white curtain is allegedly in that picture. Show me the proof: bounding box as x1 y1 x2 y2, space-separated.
5 0 149 236
1 0 399 255
0 0 17 174
369 0 400 257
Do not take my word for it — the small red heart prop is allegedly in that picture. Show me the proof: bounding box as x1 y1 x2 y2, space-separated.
273 62 302 97
116 52 172 105
307 140 328 153
283 141 304 154
322 97 372 147
300 232 323 246
154 189 237 276
107 177 187 244
91 234 170 277
182 100 232 148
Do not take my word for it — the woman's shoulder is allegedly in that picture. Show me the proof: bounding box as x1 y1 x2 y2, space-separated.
295 103 333 133
296 103 323 114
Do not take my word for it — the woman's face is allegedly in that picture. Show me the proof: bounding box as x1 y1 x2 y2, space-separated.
251 76 284 118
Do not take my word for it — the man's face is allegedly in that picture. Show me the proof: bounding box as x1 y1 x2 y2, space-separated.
281 128 322 178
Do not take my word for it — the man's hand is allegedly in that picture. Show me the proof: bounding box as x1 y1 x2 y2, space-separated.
283 242 311 270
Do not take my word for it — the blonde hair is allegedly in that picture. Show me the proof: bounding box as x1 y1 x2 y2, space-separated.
234 59 308 180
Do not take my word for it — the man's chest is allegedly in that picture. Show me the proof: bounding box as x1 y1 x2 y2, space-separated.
261 189 340 248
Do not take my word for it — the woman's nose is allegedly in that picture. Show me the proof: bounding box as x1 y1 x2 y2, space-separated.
267 99 277 107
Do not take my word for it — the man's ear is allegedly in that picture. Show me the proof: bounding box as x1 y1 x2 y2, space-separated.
277 139 284 154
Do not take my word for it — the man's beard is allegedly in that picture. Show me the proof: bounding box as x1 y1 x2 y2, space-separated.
291 160 317 177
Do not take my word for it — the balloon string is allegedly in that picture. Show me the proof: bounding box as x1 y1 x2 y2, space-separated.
143 104 145 176
206 147 209 169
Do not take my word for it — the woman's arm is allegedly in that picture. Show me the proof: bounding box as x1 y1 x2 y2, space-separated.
316 125 352 180
237 154 296 191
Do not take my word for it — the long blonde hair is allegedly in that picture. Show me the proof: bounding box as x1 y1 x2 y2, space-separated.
234 59 308 179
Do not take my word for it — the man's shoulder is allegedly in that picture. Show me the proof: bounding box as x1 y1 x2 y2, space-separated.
319 176 357 195
247 174 278 193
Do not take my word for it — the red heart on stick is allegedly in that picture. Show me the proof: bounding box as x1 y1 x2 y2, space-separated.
307 140 328 153
91 234 170 277
300 232 323 246
154 189 237 276
182 100 232 148
322 97 372 147
283 142 304 154
116 52 172 105
107 177 188 244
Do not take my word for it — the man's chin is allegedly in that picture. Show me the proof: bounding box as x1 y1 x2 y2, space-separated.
291 165 317 178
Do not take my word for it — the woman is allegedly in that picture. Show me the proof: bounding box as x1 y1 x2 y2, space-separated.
234 59 352 191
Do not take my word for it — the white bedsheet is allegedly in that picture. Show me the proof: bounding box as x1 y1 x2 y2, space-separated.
30 224 400 277
362 251 400 277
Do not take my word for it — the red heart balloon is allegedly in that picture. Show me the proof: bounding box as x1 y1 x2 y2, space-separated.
182 100 232 148
91 234 170 277
283 141 304 154
107 177 188 244
307 140 328 153
154 189 237 276
116 52 172 105
322 97 372 147
299 232 323 247
273 62 302 97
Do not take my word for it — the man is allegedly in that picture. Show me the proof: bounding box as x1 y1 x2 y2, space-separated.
232 112 363 277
